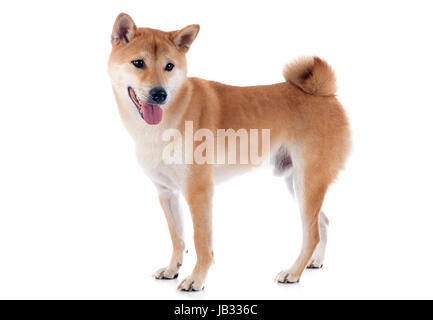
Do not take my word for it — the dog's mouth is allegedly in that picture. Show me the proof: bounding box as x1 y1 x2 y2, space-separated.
128 87 163 125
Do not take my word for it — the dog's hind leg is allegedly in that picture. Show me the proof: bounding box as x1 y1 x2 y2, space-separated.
307 211 329 269
286 172 329 269
153 184 185 280
276 156 328 283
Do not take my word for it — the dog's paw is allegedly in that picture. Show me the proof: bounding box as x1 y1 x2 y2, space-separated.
275 270 300 284
153 267 179 280
307 260 324 269
307 256 324 269
177 275 205 291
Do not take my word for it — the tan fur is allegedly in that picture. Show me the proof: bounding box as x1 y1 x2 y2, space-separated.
108 13 352 291
283 56 337 96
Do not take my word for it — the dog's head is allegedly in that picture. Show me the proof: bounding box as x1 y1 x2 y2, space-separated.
108 13 199 125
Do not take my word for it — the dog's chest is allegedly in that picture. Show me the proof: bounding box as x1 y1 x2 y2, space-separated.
134 128 165 168
134 128 186 189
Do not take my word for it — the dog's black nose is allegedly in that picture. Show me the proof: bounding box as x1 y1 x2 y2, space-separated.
150 87 167 103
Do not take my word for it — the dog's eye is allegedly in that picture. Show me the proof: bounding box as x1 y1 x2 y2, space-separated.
131 59 145 69
165 63 174 72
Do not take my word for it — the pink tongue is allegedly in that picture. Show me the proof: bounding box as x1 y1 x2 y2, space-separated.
141 103 163 125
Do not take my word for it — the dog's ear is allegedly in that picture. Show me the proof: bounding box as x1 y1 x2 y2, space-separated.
111 13 137 46
170 25 200 52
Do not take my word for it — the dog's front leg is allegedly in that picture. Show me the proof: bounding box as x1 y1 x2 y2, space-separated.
153 184 185 280
178 170 214 291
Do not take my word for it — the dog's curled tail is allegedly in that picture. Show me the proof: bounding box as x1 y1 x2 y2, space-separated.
283 56 337 96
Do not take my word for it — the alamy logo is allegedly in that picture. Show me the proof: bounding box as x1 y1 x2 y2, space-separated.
162 121 271 165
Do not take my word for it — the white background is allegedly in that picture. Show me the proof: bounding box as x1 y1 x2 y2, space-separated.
0 0 432 299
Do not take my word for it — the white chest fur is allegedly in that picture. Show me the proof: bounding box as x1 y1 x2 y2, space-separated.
134 129 187 190
114 88 187 191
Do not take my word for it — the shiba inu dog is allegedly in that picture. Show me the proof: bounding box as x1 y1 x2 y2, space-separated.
108 13 351 291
